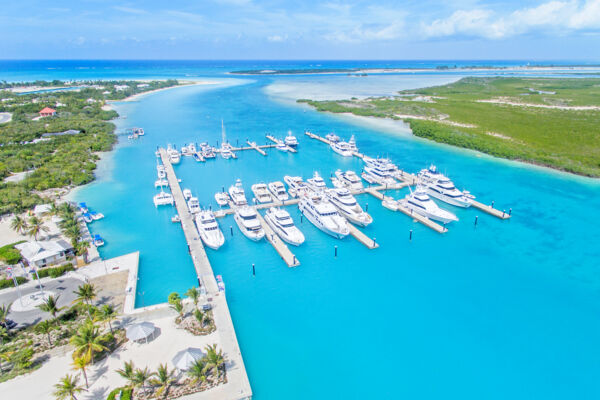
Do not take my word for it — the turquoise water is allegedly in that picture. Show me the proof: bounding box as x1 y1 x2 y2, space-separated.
8 61 600 398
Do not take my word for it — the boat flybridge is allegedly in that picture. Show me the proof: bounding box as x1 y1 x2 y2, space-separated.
417 165 475 208
284 131 298 148
228 179 248 206
187 197 201 214
325 188 372 227
153 191 174 207
298 193 350 239
195 210 225 250
326 133 340 143
330 141 353 157
361 166 396 186
167 145 181 164
347 135 358 152
275 140 288 152
401 186 458 224
214 192 230 207
268 181 289 201
283 176 310 198
264 207 305 246
251 183 272 204
183 188 192 200
306 172 327 192
334 169 363 191
234 206 265 241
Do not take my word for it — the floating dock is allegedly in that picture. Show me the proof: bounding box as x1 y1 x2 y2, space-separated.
347 223 379 249
246 140 267 156
472 200 511 219
266 135 297 152
256 212 301 267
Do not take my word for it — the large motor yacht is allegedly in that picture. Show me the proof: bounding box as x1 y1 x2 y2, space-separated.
334 169 363 191
264 207 305 246
306 172 327 192
228 179 247 206
251 183 273 204
401 187 458 224
325 133 340 143
268 181 289 201
153 191 174 207
284 131 299 148
214 192 230 207
183 188 192 200
283 175 310 198
234 206 265 241
325 188 372 227
330 141 353 157
195 210 225 250
361 164 397 186
187 197 201 214
347 135 358 152
417 165 474 208
298 194 350 239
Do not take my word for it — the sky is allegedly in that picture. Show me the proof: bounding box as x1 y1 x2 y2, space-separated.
1 0 599 60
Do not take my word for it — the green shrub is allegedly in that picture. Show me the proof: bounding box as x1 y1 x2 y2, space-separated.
168 292 181 305
35 264 74 279
0 244 22 265
0 276 27 289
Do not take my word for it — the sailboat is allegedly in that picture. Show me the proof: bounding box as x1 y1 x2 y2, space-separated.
220 120 236 159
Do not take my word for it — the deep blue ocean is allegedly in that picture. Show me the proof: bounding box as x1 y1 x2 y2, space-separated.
3 60 600 399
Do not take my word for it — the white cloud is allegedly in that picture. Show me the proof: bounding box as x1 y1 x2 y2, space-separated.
267 34 287 42
113 6 147 15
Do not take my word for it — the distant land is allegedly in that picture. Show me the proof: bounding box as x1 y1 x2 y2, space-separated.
300 77 600 177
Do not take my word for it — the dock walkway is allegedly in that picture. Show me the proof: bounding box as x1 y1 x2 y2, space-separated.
266 135 297 152
256 212 301 267
347 224 379 249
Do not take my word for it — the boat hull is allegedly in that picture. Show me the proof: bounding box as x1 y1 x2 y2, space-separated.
425 188 472 208
234 214 265 241
264 214 304 246
298 202 349 239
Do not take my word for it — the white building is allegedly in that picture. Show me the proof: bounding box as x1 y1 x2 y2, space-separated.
15 240 75 268
114 85 129 91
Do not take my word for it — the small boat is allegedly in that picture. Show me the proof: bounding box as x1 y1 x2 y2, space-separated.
306 171 327 192
93 234 105 247
181 145 191 157
187 143 197 154
82 213 93 223
90 212 104 221
155 179 168 188
325 133 340 143
214 192 230 206
216 275 225 292
330 141 353 157
401 186 458 224
153 191 174 207
133 127 144 136
171 215 181 223
251 183 272 204
221 146 234 159
169 152 181 164
284 131 298 148
276 141 288 152
195 210 225 250
283 176 310 198
187 197 201 214
192 152 204 162
298 193 349 239
79 202 88 213
382 196 399 211
267 181 289 201
234 206 265 241
325 188 372 227
157 169 166 179
264 207 305 246
335 169 363 191
183 188 192 201
330 177 344 189
228 179 247 206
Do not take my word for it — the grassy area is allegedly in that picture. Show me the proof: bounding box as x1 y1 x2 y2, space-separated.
0 80 178 214
299 77 600 177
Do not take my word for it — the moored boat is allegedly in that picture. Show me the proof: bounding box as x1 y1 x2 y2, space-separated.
401 186 458 224
195 210 225 250
298 193 350 239
268 181 289 201
251 183 272 203
264 207 305 246
324 188 372 227
234 206 265 241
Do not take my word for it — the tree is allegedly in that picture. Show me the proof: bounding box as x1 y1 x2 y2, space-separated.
38 294 64 321
72 354 91 389
69 320 107 364
98 304 116 334
0 326 7 375
116 360 136 389
132 366 153 395
185 287 200 308
73 283 97 307
27 215 49 240
187 358 208 386
37 320 54 345
167 292 181 305
170 299 184 319
204 344 225 379
149 363 176 398
0 302 11 325
10 215 27 234
194 309 204 326
53 374 85 400
75 240 90 262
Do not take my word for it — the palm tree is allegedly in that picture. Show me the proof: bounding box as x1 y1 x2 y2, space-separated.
0 326 7 375
10 215 27 234
58 203 75 219
116 360 136 389
132 366 153 395
72 354 91 389
149 363 176 398
170 299 185 319
73 283 97 306
70 320 107 364
187 358 208 386
98 304 117 334
204 344 225 379
37 320 54 345
38 295 64 321
53 374 85 400
27 216 49 240
0 302 11 325
75 240 90 262
49 203 60 216
194 309 204 326
185 287 201 309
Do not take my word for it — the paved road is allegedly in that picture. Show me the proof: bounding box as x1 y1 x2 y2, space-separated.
0 277 84 327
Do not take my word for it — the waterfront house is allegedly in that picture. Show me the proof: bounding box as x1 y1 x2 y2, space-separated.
15 240 75 268
38 107 56 117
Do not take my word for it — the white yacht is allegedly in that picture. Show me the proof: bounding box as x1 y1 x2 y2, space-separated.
306 172 327 192
153 191 174 207
330 141 353 157
181 145 192 157
284 131 298 148
228 179 247 206
220 120 236 159
361 165 396 185
275 141 288 152
234 206 265 241
157 169 166 179
214 192 230 206
363 156 399 174
187 143 197 154
325 133 340 143
283 175 310 198
169 152 181 164
220 145 234 159
268 181 289 201
401 187 458 224
187 197 201 214
183 188 192 200
347 135 358 152
155 179 168 188
382 196 399 211
202 148 216 159
251 183 272 204
417 165 474 208
334 169 363 191
264 207 305 246
298 194 350 239
195 210 225 250
325 188 372 227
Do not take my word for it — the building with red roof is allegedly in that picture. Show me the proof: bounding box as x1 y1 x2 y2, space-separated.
39 107 56 117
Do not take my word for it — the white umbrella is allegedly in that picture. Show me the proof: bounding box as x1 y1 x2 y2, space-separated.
172 347 204 370
126 322 156 343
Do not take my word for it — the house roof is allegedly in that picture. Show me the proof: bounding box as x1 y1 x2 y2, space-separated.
15 240 73 263
39 107 56 114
